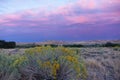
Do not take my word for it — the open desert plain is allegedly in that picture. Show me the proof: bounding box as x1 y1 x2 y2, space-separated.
0 40 120 80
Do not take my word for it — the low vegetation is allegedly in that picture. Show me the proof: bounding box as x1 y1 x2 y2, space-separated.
81 47 120 80
0 46 87 80
0 40 120 80
16 42 120 48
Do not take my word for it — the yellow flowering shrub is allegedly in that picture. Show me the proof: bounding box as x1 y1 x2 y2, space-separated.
42 61 52 67
24 46 87 79
37 60 60 79
52 61 60 78
0 46 87 80
25 47 42 55
12 56 27 67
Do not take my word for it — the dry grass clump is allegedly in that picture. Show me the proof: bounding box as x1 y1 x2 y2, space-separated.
79 47 120 80
85 59 105 80
85 59 104 69
101 58 120 80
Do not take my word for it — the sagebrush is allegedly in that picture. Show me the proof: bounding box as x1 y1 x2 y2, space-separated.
0 46 87 80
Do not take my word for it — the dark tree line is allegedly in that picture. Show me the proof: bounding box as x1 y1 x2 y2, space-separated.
0 40 16 48
102 42 120 47
46 42 120 48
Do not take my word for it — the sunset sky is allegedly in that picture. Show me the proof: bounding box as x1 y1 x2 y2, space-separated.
0 0 120 42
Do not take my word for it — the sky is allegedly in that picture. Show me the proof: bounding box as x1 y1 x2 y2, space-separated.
0 0 120 42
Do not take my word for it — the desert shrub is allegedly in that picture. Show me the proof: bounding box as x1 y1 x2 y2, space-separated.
21 46 87 80
0 53 20 80
113 46 120 51
0 46 87 80
16 43 36 48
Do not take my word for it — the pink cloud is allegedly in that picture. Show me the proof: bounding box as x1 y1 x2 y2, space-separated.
66 16 88 24
3 23 17 27
50 3 74 16
0 9 50 27
87 11 120 24
0 10 119 28
74 0 120 11
98 0 120 10
0 19 7 23
2 14 22 21
0 0 120 28
77 0 98 10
